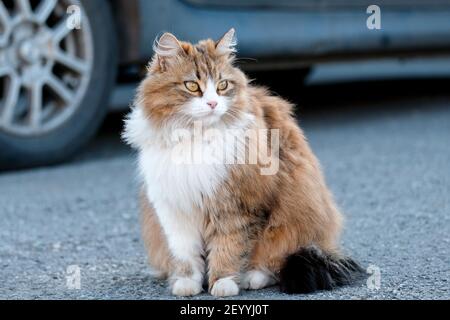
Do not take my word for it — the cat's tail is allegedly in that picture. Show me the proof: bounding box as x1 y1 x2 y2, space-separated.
279 246 365 294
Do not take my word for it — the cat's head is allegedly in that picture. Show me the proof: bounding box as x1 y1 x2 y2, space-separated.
136 28 250 128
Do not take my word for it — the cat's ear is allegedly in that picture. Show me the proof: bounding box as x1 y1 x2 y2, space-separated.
153 32 184 58
152 33 184 71
216 28 237 55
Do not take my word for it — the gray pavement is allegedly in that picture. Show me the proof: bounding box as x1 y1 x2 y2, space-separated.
1 81 449 300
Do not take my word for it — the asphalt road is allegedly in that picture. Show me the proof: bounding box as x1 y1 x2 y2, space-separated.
1 77 449 300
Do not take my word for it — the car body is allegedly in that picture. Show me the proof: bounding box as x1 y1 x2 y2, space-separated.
114 0 450 66
1 0 450 169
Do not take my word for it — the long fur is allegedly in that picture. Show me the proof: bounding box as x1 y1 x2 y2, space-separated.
280 247 365 294
123 29 363 297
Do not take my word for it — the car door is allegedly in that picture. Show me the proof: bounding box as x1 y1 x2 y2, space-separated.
137 0 450 62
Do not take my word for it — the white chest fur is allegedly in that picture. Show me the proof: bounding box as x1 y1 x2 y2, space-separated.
138 143 228 212
123 107 252 213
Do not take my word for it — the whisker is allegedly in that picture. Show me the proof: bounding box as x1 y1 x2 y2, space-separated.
235 57 258 62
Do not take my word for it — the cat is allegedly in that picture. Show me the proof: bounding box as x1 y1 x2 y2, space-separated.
123 28 364 297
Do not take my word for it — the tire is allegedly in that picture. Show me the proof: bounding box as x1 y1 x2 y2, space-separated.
0 0 117 170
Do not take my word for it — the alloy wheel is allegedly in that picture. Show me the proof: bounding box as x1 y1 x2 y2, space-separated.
0 0 93 136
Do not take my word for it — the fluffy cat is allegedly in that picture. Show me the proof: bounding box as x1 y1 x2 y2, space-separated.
123 29 363 297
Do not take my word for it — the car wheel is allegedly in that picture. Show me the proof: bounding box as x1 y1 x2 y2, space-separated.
0 0 117 170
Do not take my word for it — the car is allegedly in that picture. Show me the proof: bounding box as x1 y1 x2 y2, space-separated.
1 0 450 169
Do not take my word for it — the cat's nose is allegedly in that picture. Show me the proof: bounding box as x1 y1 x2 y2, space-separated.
207 101 218 109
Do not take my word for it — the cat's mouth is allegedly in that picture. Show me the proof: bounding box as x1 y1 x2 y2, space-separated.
191 110 224 122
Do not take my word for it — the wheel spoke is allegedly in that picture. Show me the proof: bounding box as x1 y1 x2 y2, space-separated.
35 0 57 23
55 50 89 74
0 2 11 46
0 1 10 24
29 83 43 127
0 66 10 77
1 75 21 126
52 18 72 43
46 75 73 102
14 0 33 18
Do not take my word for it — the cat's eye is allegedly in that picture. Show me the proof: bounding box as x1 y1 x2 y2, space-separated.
185 81 200 92
217 80 228 91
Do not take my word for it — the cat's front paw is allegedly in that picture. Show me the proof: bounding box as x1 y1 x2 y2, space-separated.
172 277 203 296
210 277 239 297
